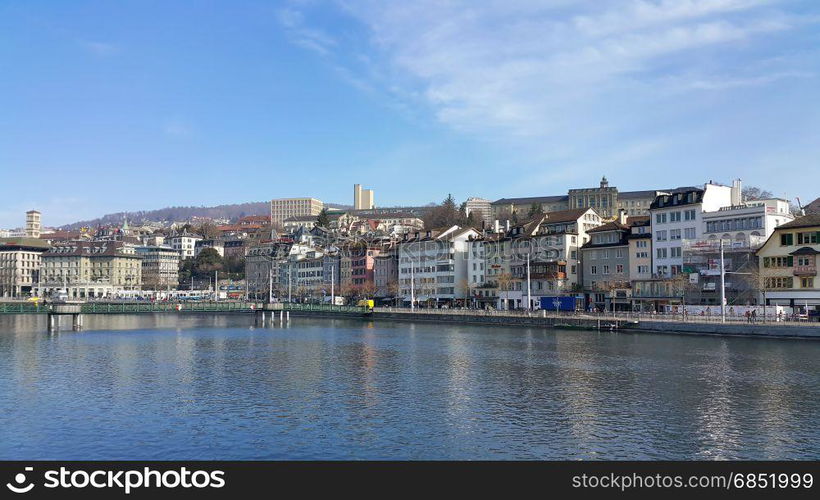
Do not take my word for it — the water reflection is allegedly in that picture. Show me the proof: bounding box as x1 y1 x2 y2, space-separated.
0 314 817 460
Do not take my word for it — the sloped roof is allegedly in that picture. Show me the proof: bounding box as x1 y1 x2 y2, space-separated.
492 195 568 206
778 214 820 230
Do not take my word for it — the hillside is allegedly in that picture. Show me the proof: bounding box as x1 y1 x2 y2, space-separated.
62 201 350 229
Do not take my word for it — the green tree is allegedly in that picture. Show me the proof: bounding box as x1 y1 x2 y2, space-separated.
193 248 223 277
527 203 543 218
316 208 331 228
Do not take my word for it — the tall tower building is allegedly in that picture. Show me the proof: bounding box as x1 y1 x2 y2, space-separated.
353 184 375 210
25 210 41 238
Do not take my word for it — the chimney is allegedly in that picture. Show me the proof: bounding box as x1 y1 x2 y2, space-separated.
618 208 627 225
731 178 742 205
505 220 510 232
493 220 500 233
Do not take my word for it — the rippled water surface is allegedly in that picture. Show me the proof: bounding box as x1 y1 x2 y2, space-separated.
0 314 818 460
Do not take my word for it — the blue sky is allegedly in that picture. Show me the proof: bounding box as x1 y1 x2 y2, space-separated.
1 0 819 228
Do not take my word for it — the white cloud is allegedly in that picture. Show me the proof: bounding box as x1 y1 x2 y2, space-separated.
281 0 816 191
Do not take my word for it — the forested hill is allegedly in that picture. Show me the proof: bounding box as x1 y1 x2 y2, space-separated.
61 201 348 229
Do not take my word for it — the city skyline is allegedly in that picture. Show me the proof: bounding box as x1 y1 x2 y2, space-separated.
2 0 819 228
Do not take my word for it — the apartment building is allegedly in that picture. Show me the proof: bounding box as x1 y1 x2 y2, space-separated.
649 183 736 278
464 197 493 225
580 212 633 311
37 241 142 299
702 198 793 245
756 215 820 317
353 184 375 210
398 226 479 306
270 198 323 227
0 237 49 298
168 232 202 259
135 245 181 290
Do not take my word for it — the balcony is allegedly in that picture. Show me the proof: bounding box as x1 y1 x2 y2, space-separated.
793 265 817 277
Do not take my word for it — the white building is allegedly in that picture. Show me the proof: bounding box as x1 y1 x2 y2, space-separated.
649 182 737 278
168 233 202 259
0 238 49 298
398 226 480 305
702 198 794 247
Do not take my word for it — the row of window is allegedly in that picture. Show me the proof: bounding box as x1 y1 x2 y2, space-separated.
655 210 697 224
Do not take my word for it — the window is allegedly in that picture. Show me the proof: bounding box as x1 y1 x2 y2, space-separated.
684 209 696 221
670 212 681 222
590 265 598 275
801 277 814 288
763 256 793 268
780 233 794 246
655 213 667 224
670 247 681 258
615 249 624 258
656 230 667 241
638 265 649 274
765 277 793 289
602 265 610 275
684 227 696 239
797 232 820 244
616 264 624 273
670 229 681 240
656 248 667 259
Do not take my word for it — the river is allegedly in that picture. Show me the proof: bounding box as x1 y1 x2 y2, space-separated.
0 314 817 460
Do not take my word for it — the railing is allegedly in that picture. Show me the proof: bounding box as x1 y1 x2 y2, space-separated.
372 307 818 325
283 303 370 314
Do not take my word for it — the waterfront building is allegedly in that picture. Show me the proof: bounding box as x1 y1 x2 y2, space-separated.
580 211 634 311
37 241 142 299
755 214 820 317
398 226 480 306
135 245 181 289
702 198 794 245
681 238 761 306
322 253 341 297
649 182 737 279
0 237 49 298
270 198 323 227
293 253 326 298
244 240 295 300
374 251 398 301
168 232 202 259
627 217 653 282
464 197 493 226
353 184 375 210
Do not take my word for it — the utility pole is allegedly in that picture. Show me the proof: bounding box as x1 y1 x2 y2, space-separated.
526 252 532 311
214 270 218 301
720 239 726 323
330 263 335 305
410 258 415 311
288 263 292 303
268 265 273 303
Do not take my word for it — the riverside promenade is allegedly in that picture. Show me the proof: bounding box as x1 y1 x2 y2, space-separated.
369 307 820 340
1 301 817 339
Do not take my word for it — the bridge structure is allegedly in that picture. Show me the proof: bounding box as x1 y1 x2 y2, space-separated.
0 301 371 331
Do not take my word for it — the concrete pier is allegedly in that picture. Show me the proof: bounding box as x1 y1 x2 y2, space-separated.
48 304 84 332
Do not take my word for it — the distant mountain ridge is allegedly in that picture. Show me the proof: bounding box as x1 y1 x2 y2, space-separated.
62 201 351 229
